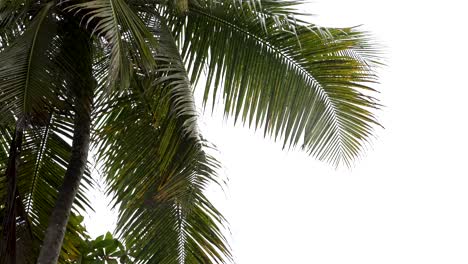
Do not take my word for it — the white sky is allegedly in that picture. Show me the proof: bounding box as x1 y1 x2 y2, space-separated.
85 0 468 263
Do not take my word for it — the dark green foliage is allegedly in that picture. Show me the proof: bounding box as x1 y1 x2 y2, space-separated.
177 0 382 166
0 0 382 263
0 117 94 263
68 232 131 263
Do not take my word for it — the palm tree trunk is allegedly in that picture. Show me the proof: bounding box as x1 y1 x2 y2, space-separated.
0 120 24 264
37 90 92 264
37 20 94 264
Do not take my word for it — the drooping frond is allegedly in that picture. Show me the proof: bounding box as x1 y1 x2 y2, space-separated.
66 0 158 90
0 14 95 261
1 0 382 262
93 15 231 263
96 89 231 263
0 115 93 263
0 2 61 124
163 0 382 166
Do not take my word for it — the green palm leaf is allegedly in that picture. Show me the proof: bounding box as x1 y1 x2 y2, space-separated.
0 2 61 124
0 0 382 263
66 0 158 90
162 0 382 166
96 88 231 264
93 17 231 263
0 116 94 263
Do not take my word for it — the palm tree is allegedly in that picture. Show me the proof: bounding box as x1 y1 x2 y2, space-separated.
0 0 382 263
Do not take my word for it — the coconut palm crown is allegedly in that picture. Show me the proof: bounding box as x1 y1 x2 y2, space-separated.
0 0 382 263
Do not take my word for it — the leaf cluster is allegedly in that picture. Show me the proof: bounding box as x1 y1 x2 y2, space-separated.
0 0 382 263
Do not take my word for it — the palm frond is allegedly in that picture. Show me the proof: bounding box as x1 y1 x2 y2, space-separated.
163 0 382 166
66 0 158 90
96 90 231 263
0 115 94 263
0 2 76 126
93 15 231 263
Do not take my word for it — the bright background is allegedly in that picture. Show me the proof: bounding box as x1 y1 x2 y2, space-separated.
85 0 468 263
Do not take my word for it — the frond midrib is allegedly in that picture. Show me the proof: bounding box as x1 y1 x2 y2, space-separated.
23 2 53 114
26 116 52 213
190 6 347 160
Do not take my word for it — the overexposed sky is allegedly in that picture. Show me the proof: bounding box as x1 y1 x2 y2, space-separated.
85 0 468 263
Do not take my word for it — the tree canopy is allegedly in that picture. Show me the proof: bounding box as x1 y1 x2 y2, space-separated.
0 0 382 263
